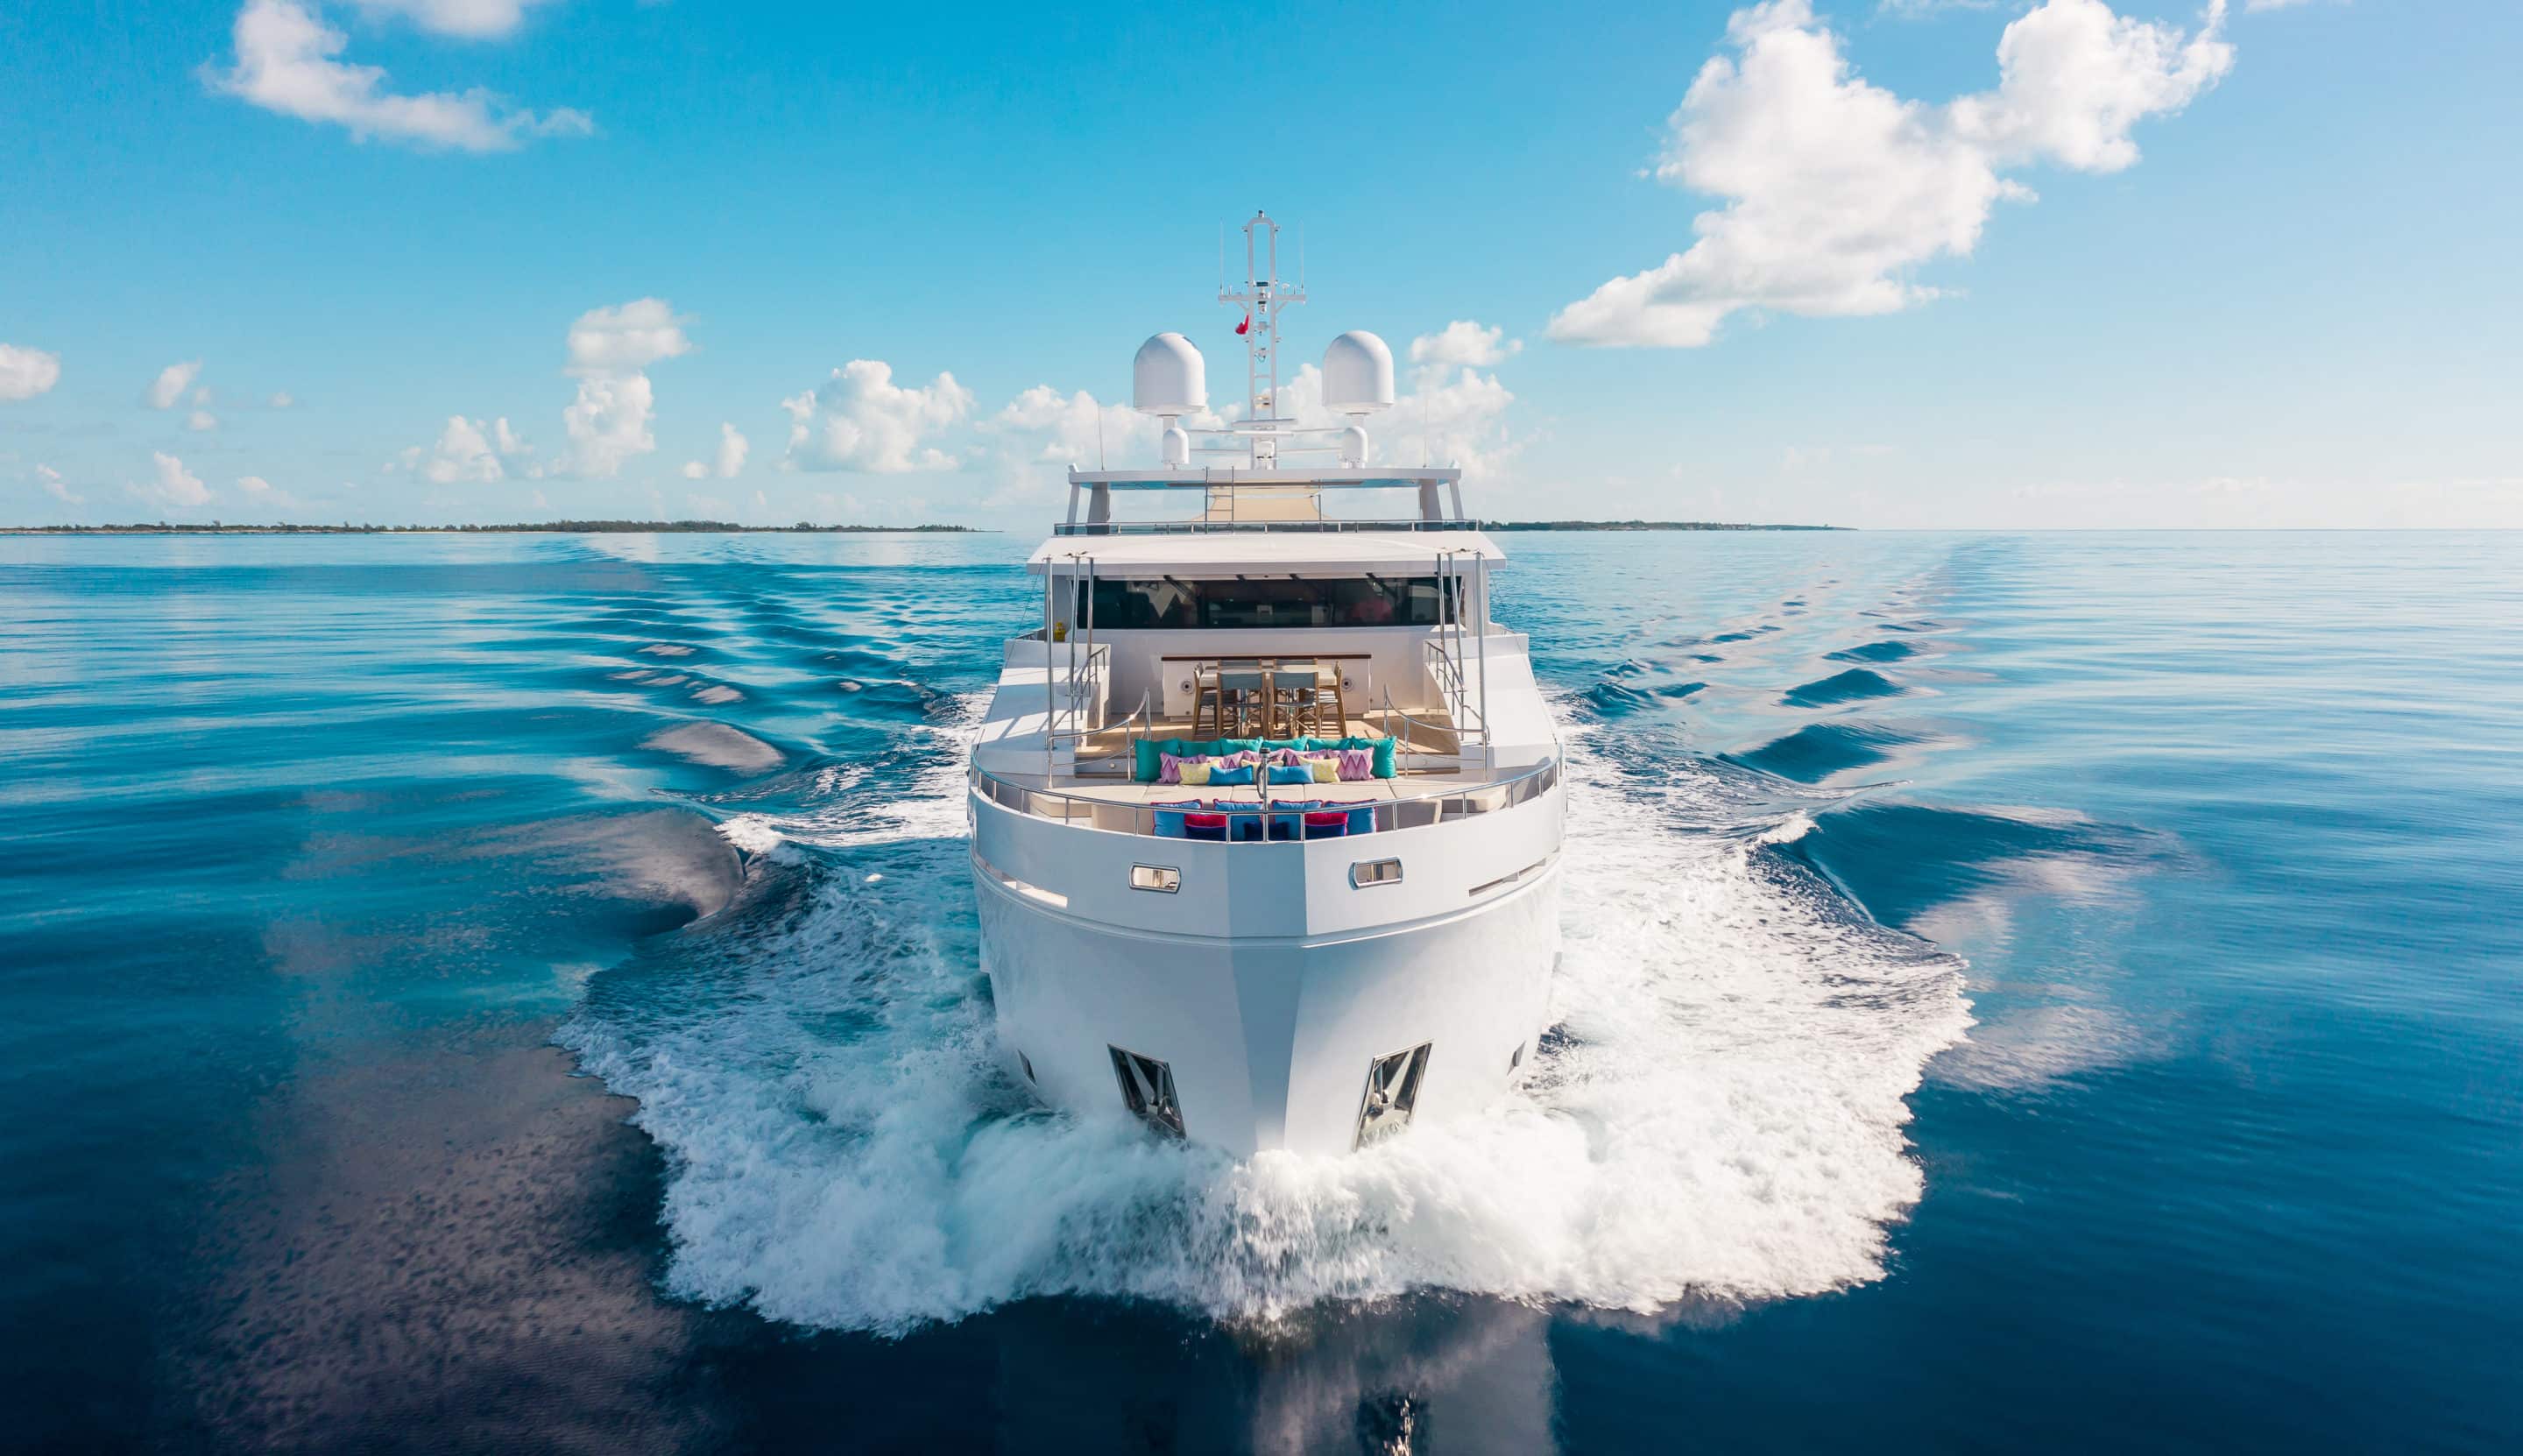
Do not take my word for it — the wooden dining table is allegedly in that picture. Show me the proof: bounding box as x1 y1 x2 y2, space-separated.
1166 654 1359 738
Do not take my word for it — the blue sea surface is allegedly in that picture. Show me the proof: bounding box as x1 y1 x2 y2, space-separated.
2 530 2517 1452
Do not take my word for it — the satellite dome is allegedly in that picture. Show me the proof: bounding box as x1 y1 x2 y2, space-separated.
1133 333 1206 415
1322 331 1396 415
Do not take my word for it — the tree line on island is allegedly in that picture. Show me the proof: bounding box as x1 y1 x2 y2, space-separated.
2 520 977 534
8 518 1841 534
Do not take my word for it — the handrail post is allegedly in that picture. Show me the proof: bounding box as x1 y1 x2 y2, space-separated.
1043 557 1057 781
1475 551 1491 754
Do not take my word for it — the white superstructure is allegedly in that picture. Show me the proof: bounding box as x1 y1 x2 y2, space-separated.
968 213 1565 1157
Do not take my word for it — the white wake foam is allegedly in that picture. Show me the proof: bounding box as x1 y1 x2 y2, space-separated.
562 721 1971 1332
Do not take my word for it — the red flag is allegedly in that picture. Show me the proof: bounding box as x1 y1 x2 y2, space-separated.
1235 311 1251 336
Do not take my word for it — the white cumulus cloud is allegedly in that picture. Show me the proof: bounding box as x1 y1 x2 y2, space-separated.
1550 0 2234 347
1265 322 1527 480
565 298 690 378
208 0 594 153
1408 320 1522 379
37 464 81 505
187 409 220 432
132 452 212 511
0 344 62 400
781 361 974 473
558 300 689 478
977 385 1161 507
562 374 658 479
420 414 521 483
148 359 203 409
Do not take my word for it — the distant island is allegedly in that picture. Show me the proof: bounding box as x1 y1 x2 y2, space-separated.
1477 519 1843 532
1 519 979 535
4 518 1844 535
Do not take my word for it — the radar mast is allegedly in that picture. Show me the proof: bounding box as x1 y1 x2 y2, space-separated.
1219 210 1306 468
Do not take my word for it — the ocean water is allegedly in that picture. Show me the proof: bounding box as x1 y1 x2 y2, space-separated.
2 529 2516 1452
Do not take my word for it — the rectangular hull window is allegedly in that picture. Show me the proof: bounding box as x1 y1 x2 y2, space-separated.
1109 1046 1185 1139
1130 864 1181 894
1354 1043 1432 1149
1350 858 1403 889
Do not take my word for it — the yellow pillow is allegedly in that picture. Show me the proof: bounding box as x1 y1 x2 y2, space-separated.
1309 757 1339 783
1178 760 1213 787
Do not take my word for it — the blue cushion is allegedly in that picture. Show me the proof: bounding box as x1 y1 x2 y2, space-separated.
1208 765 1256 786
1266 764 1314 785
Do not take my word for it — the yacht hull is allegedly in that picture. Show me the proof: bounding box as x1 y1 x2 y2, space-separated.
977 864 1560 1158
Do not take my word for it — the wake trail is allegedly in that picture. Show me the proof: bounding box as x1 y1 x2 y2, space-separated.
561 707 1971 1332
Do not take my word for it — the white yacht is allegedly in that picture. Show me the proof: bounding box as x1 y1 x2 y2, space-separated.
968 214 1565 1157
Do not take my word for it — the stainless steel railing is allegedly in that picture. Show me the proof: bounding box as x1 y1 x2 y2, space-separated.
969 754 1559 840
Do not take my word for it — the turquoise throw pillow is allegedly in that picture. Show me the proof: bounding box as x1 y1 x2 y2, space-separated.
1209 764 1257 786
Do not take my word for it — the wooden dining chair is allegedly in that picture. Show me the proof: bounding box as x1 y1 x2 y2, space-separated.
1190 662 1222 737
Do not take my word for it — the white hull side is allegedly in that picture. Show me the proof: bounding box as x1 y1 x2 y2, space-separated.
978 866 1559 1158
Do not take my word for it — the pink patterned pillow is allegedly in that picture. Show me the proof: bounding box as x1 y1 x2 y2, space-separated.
1336 747 1375 781
1158 752 1195 785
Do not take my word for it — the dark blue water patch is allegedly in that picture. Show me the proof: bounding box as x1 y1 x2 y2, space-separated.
1784 668 1905 706
1725 722 1924 783
1777 800 2156 930
1654 682 1707 699
1826 640 1919 665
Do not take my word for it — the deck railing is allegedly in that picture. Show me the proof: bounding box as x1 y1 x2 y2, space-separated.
969 755 1559 841
1052 519 1464 536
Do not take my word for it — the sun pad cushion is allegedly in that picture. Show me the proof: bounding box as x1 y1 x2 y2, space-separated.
1135 734 1392 781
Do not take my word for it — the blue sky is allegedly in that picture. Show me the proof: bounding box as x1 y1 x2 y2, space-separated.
2 0 2515 529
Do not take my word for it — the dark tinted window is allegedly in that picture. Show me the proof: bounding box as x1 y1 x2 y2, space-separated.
1074 576 1452 629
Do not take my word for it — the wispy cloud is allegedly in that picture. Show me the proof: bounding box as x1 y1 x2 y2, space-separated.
146 359 202 410
344 0 562 39
207 1 593 152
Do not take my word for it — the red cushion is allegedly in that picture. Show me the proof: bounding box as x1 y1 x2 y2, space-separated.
1184 813 1229 829
1302 811 1349 827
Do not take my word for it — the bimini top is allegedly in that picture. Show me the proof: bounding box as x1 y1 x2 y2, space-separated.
1026 528 1502 576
